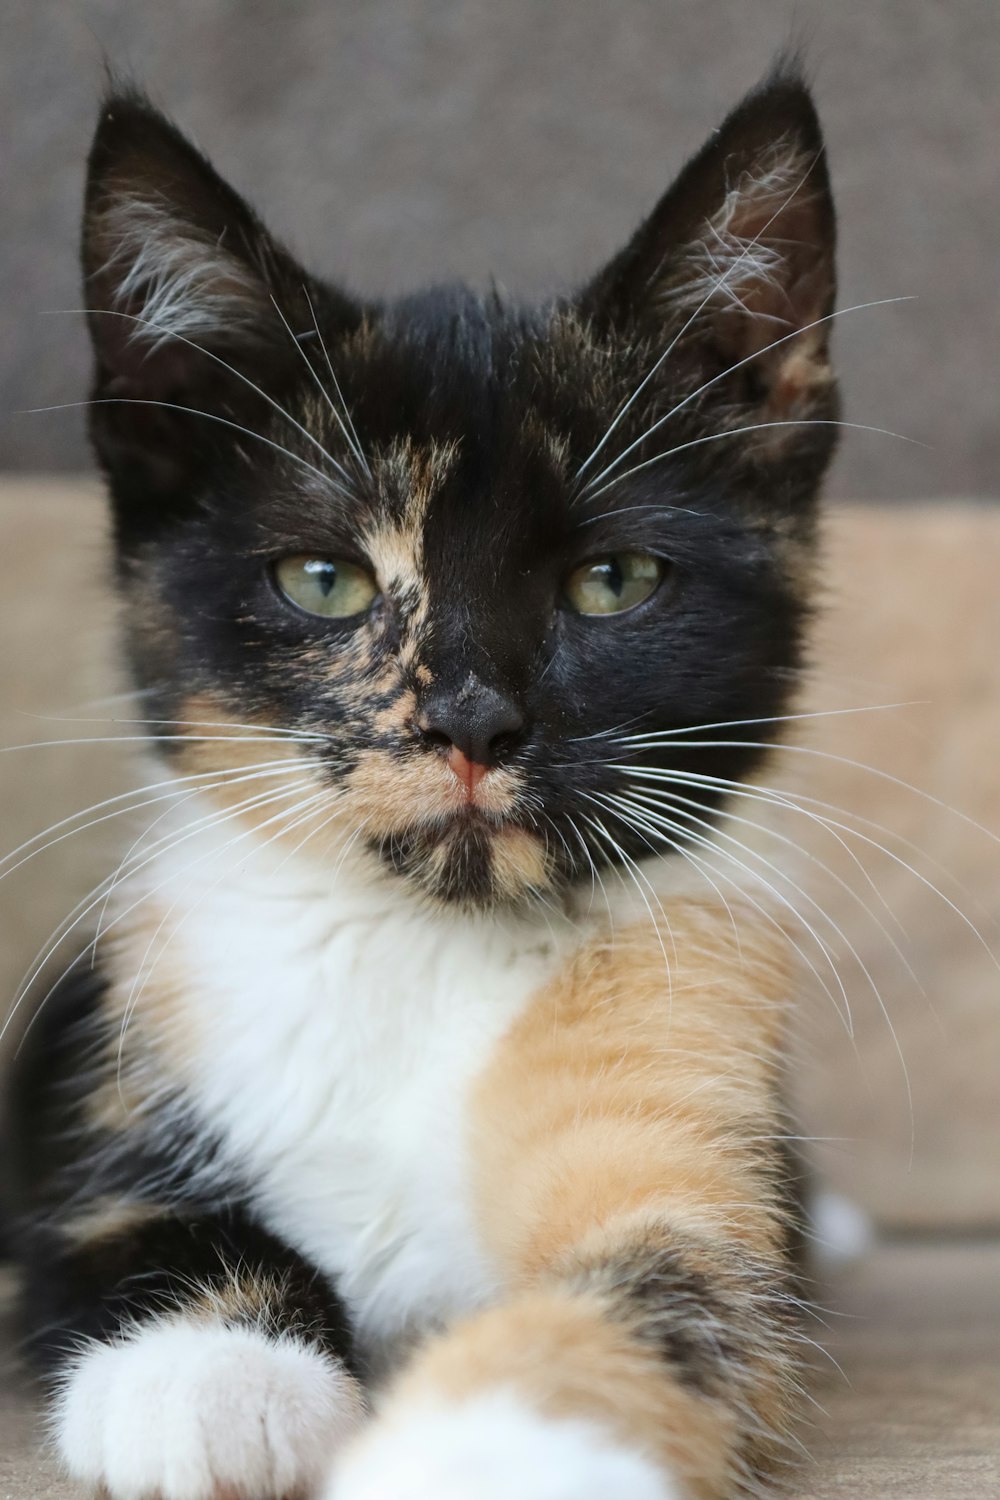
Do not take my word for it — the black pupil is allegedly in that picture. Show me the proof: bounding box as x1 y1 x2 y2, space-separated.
305 559 337 597
595 557 624 597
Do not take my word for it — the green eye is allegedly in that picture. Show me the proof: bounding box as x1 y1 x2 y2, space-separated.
274 555 379 619
564 552 664 616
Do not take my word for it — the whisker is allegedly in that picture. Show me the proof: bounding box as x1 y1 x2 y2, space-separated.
1 732 327 754
579 804 677 1003
116 786 333 1080
25 398 338 491
4 777 320 1052
572 157 827 486
627 783 920 991
303 285 371 479
612 735 1000 853
20 711 336 742
618 787 901 1039
564 813 615 934
615 702 922 742
611 764 1000 965
579 295 917 497
90 762 317 958
594 789 855 1034
584 417 922 505
41 306 352 484
0 759 310 884
268 294 359 490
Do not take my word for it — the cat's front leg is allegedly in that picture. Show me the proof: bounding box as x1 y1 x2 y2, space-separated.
35 1204 365 1500
326 1232 789 1500
329 1382 679 1500
328 902 800 1499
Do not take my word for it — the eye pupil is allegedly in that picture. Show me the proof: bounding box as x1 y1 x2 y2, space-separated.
274 555 379 620
564 551 664 617
305 559 337 597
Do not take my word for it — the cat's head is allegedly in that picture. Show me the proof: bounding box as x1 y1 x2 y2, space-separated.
82 68 837 911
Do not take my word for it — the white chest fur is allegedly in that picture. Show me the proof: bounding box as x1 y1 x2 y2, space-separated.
122 810 579 1356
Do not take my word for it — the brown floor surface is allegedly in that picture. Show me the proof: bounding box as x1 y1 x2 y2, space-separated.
1 1243 997 1498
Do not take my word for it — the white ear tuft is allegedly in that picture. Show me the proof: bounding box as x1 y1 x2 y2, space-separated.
93 192 266 353
660 138 825 335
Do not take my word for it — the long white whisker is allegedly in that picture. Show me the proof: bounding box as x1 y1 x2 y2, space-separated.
25 398 337 490
584 418 922 504
1 732 327 755
4 778 319 1051
627 782 920 990
564 813 615 934
573 157 826 485
116 785 332 1081
620 787 898 1030
580 295 916 496
585 785 745 958
267 294 359 490
616 702 922 742
612 765 999 964
21 711 335 742
43 306 351 482
91 763 316 958
579 804 676 1005
0 760 309 884
303 285 371 478
613 736 1000 851
595 789 854 1033
616 788 917 1146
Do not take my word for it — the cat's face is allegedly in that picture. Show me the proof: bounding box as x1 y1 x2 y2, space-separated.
82 73 837 909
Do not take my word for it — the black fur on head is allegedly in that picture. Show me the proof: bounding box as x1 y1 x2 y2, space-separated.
81 65 837 910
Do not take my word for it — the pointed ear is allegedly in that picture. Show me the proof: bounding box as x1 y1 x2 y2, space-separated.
81 92 360 484
581 68 836 412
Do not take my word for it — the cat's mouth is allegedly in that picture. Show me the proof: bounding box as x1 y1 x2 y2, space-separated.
340 747 550 904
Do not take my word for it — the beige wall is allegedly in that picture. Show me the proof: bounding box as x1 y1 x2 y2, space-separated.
2 1 998 499
2 481 999 1232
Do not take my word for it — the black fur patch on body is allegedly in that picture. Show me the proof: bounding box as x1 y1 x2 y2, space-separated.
9 964 355 1376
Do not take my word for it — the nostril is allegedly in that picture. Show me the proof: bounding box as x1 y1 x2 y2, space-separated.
416 684 527 768
417 723 453 754
487 725 524 763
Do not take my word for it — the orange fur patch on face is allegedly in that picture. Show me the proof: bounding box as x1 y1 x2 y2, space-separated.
168 692 318 826
469 897 791 1279
364 517 427 608
345 750 524 838
366 435 457 619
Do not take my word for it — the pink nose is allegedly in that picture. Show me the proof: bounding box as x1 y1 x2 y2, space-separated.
447 746 489 797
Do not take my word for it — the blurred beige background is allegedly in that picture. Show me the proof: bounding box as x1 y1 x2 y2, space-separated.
1 4 998 1235
2 1 999 498
1 483 999 1235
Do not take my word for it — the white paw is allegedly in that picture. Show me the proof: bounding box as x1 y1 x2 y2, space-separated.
325 1390 681 1500
54 1316 366 1499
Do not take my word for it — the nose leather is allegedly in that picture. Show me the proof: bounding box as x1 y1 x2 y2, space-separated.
417 675 526 769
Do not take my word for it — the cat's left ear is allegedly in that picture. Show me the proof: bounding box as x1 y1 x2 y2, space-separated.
580 67 836 413
82 92 361 426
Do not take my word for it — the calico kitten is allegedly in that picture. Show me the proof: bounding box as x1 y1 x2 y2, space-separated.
11 64 838 1500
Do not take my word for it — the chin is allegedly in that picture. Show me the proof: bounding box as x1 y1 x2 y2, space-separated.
377 815 553 911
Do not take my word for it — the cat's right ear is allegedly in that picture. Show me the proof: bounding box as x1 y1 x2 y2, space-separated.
577 67 836 432
82 92 359 481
